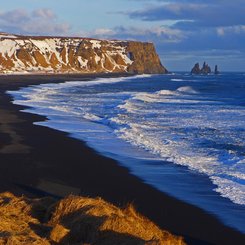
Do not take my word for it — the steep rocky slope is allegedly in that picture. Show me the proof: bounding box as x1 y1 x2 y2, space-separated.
0 33 167 74
0 192 185 245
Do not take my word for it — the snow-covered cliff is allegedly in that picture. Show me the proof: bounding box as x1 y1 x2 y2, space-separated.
0 33 167 74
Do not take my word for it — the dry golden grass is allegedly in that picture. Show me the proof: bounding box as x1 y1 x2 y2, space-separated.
0 192 51 245
0 192 186 245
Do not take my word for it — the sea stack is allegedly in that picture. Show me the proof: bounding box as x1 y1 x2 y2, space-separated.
214 65 220 74
191 63 201 74
191 62 211 74
201 62 211 74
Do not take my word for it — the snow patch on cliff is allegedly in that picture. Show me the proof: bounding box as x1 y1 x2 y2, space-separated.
77 57 88 69
90 40 101 49
0 39 17 58
0 33 17 39
0 35 138 74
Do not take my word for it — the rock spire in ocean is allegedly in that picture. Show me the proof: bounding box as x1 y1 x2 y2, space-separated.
214 65 220 74
191 62 213 74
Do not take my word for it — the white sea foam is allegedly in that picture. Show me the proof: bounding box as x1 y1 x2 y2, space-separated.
7 74 245 208
211 176 245 205
171 78 185 82
176 86 199 94
157 90 176 96
83 113 103 122
111 87 245 205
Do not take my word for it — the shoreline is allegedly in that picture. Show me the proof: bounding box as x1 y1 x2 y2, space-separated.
0 74 245 244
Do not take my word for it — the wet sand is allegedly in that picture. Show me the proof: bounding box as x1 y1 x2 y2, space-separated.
0 73 244 245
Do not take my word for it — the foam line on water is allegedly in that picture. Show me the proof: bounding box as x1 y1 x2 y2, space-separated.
7 73 245 232
112 87 245 205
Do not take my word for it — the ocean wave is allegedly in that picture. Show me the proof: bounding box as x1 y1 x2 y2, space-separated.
115 123 245 205
176 86 199 94
110 86 245 206
7 73 245 221
171 78 185 82
211 176 245 205
157 90 177 96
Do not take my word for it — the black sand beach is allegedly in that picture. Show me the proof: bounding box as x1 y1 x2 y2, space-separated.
0 74 244 245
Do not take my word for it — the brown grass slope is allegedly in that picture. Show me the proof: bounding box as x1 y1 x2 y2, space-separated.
0 192 185 245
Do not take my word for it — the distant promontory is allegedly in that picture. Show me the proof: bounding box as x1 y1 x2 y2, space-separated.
0 32 167 75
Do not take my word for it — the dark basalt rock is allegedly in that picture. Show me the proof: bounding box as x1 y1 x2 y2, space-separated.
191 63 201 74
214 65 220 74
191 62 211 75
201 62 211 74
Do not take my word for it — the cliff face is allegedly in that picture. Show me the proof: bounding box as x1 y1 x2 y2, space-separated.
0 33 167 74
127 42 167 74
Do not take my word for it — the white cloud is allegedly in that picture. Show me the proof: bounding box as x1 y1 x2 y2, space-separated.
0 9 29 24
150 26 185 40
93 28 116 36
32 8 56 20
217 25 245 36
217 28 225 36
0 8 71 36
126 1 245 30
82 26 186 43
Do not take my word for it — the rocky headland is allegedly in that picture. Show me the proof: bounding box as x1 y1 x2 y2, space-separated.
0 32 167 75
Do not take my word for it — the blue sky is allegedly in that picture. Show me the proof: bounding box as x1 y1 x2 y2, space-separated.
0 0 245 71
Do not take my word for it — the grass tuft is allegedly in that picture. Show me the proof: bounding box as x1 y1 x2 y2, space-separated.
0 192 186 245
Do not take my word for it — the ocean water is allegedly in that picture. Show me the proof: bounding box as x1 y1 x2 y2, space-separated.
8 73 245 233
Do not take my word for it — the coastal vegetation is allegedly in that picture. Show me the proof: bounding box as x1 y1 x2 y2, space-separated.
0 192 185 244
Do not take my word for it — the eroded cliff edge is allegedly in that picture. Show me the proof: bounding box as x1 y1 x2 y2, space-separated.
0 33 167 74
